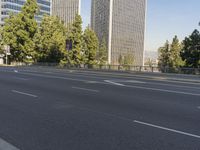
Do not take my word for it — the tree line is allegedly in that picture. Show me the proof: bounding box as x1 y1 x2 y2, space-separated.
0 0 107 66
158 30 200 69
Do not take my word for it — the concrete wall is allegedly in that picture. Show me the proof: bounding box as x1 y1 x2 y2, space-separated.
0 58 4 65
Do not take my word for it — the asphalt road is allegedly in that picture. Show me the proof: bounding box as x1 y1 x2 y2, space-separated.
0 66 200 150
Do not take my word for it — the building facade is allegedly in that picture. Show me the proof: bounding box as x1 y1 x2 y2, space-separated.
51 0 81 25
0 0 51 25
91 0 146 65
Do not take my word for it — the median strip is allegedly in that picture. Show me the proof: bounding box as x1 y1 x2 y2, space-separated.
11 90 38 98
134 120 200 139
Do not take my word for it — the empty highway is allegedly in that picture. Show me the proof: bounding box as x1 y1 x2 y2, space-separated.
0 66 200 150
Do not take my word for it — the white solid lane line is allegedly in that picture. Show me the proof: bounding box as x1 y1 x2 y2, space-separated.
13 77 29 81
72 87 99 93
0 138 20 150
17 72 92 83
134 120 200 139
11 90 38 98
10 71 200 96
104 80 200 96
125 84 200 97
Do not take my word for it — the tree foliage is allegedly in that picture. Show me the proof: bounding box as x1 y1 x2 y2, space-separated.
169 36 184 67
181 29 200 68
145 58 154 67
98 37 108 65
67 14 83 65
34 15 67 63
1 0 38 62
83 27 99 65
118 53 134 66
0 30 4 55
124 54 134 65
158 40 170 68
118 54 123 65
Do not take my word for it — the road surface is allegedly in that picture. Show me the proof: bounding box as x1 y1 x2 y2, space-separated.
0 66 200 150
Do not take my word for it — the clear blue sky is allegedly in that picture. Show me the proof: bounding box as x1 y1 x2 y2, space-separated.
81 0 200 52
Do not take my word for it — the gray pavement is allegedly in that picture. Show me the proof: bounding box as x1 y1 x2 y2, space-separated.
0 66 200 150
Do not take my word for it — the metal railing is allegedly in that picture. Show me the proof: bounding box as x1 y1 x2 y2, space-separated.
13 62 199 75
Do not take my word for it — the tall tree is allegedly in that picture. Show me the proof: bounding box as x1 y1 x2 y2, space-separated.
169 36 184 67
158 40 170 68
0 29 4 55
98 37 108 65
2 0 38 62
181 29 200 68
67 14 83 65
118 54 123 65
123 53 134 65
34 15 67 63
83 27 99 65
145 58 154 67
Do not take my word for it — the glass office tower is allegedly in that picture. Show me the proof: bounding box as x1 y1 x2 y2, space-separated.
0 0 51 25
52 0 81 25
91 0 146 66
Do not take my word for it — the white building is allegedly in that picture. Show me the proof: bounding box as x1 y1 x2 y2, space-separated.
51 0 81 25
91 0 147 65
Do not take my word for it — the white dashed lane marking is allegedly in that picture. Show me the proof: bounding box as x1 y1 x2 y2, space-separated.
11 90 38 98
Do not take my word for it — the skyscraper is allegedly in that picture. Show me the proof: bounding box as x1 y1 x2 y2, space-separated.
91 0 146 66
0 0 51 25
51 0 81 25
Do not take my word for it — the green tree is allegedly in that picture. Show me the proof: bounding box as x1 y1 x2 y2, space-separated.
145 58 154 67
181 29 200 68
169 36 184 67
0 30 4 55
117 53 134 70
98 37 108 65
118 54 123 65
124 53 134 65
34 15 67 63
0 45 4 55
83 26 99 65
67 14 83 66
2 0 38 63
158 40 170 68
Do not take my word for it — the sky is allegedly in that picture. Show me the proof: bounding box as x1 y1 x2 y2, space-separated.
81 0 200 52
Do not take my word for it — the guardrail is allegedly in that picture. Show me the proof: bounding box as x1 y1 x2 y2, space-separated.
11 62 200 75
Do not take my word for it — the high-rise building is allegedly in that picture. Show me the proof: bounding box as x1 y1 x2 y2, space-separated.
91 0 146 65
0 0 51 25
51 0 81 25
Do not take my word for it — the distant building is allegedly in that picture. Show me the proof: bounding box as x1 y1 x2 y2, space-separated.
91 0 146 65
51 0 81 25
0 0 51 25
